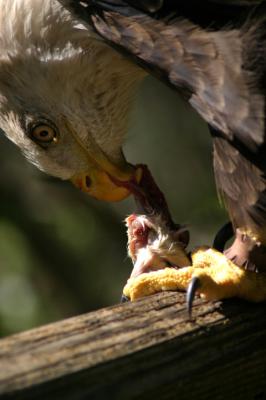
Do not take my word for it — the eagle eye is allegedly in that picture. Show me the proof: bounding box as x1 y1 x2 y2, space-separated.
30 124 58 146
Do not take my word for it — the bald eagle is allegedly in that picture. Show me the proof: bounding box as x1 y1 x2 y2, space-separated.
0 0 266 302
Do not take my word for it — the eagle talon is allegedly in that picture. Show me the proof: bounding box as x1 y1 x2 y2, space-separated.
186 276 201 318
121 294 130 303
213 222 234 252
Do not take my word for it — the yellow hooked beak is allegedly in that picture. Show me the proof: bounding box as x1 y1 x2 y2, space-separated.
72 160 143 202
68 120 142 202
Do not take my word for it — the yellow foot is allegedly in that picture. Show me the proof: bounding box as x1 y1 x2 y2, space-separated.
123 248 266 302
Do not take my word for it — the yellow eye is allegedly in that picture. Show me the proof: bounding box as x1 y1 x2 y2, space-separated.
30 124 58 144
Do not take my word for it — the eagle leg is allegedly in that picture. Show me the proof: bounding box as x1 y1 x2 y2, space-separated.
123 247 266 308
224 229 266 273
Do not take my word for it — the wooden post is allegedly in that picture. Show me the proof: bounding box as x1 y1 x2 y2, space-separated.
0 292 266 399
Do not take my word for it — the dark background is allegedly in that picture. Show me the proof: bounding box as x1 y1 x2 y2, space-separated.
0 76 227 337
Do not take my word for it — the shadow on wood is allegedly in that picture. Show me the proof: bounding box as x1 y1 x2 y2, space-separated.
0 292 266 400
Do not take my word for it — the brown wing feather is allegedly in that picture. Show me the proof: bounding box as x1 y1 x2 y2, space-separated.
59 1 265 151
213 137 266 233
89 8 264 149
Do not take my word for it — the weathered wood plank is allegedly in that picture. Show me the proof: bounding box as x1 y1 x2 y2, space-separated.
0 292 266 400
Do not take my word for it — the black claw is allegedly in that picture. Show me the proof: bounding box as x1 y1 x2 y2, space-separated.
121 294 130 303
186 277 201 319
213 222 234 252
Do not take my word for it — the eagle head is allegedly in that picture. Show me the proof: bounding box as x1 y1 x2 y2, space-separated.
0 0 144 203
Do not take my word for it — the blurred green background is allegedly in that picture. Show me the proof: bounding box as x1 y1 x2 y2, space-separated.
0 76 227 337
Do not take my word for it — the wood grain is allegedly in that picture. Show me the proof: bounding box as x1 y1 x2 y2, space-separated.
0 292 266 399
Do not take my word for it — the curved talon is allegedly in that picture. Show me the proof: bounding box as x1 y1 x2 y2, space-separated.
121 294 130 303
213 222 234 252
186 276 201 318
